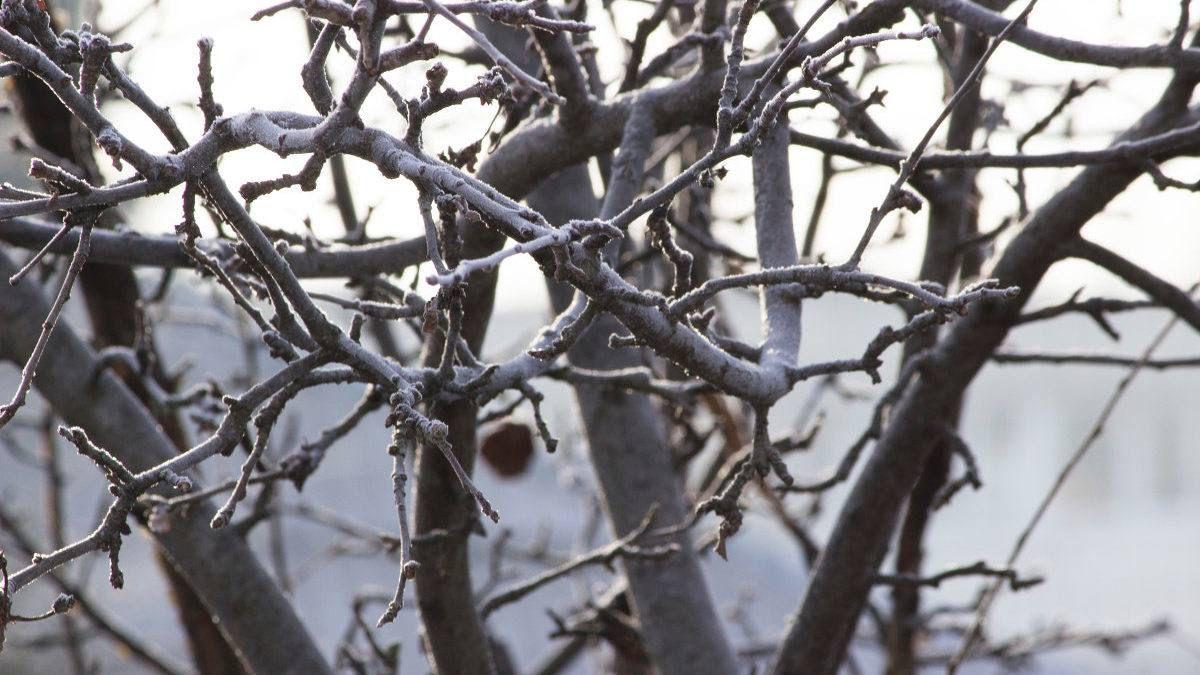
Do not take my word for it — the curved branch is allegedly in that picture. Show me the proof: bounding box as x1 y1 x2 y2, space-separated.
917 0 1200 70
1061 237 1200 334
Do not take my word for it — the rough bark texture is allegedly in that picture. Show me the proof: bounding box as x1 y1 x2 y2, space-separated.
528 162 741 675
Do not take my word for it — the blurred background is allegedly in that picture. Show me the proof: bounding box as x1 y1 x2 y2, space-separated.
1 0 1199 673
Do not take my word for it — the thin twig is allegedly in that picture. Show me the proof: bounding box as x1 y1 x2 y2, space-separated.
947 308 1187 672
478 505 676 617
844 0 1043 267
0 213 97 431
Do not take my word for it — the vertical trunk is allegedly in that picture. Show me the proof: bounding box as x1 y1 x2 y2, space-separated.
564 319 738 675
475 13 738 671
413 214 503 674
413 399 498 674
529 159 739 675
886 23 990 674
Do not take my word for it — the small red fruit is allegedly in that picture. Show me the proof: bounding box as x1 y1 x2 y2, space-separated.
480 422 534 478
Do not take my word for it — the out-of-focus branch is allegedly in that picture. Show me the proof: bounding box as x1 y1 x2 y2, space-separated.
916 0 1200 70
0 249 333 675
992 351 1200 369
949 305 1188 672
0 217 428 277
873 560 1041 591
1061 237 1200 334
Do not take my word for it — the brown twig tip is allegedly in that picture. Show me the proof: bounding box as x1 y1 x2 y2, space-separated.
477 494 500 523
873 560 1042 591
376 564 420 628
376 604 401 628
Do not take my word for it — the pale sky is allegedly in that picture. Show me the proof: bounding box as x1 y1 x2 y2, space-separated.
88 0 1200 312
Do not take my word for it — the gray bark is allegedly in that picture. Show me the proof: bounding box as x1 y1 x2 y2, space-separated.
752 112 801 377
483 15 739 672
528 159 740 674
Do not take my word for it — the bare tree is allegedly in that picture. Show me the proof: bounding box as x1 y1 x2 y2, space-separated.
0 0 1197 673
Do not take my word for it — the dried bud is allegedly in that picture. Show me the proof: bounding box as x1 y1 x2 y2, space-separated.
52 594 75 615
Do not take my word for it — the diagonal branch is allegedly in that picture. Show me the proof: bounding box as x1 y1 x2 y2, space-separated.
1061 237 1200 335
